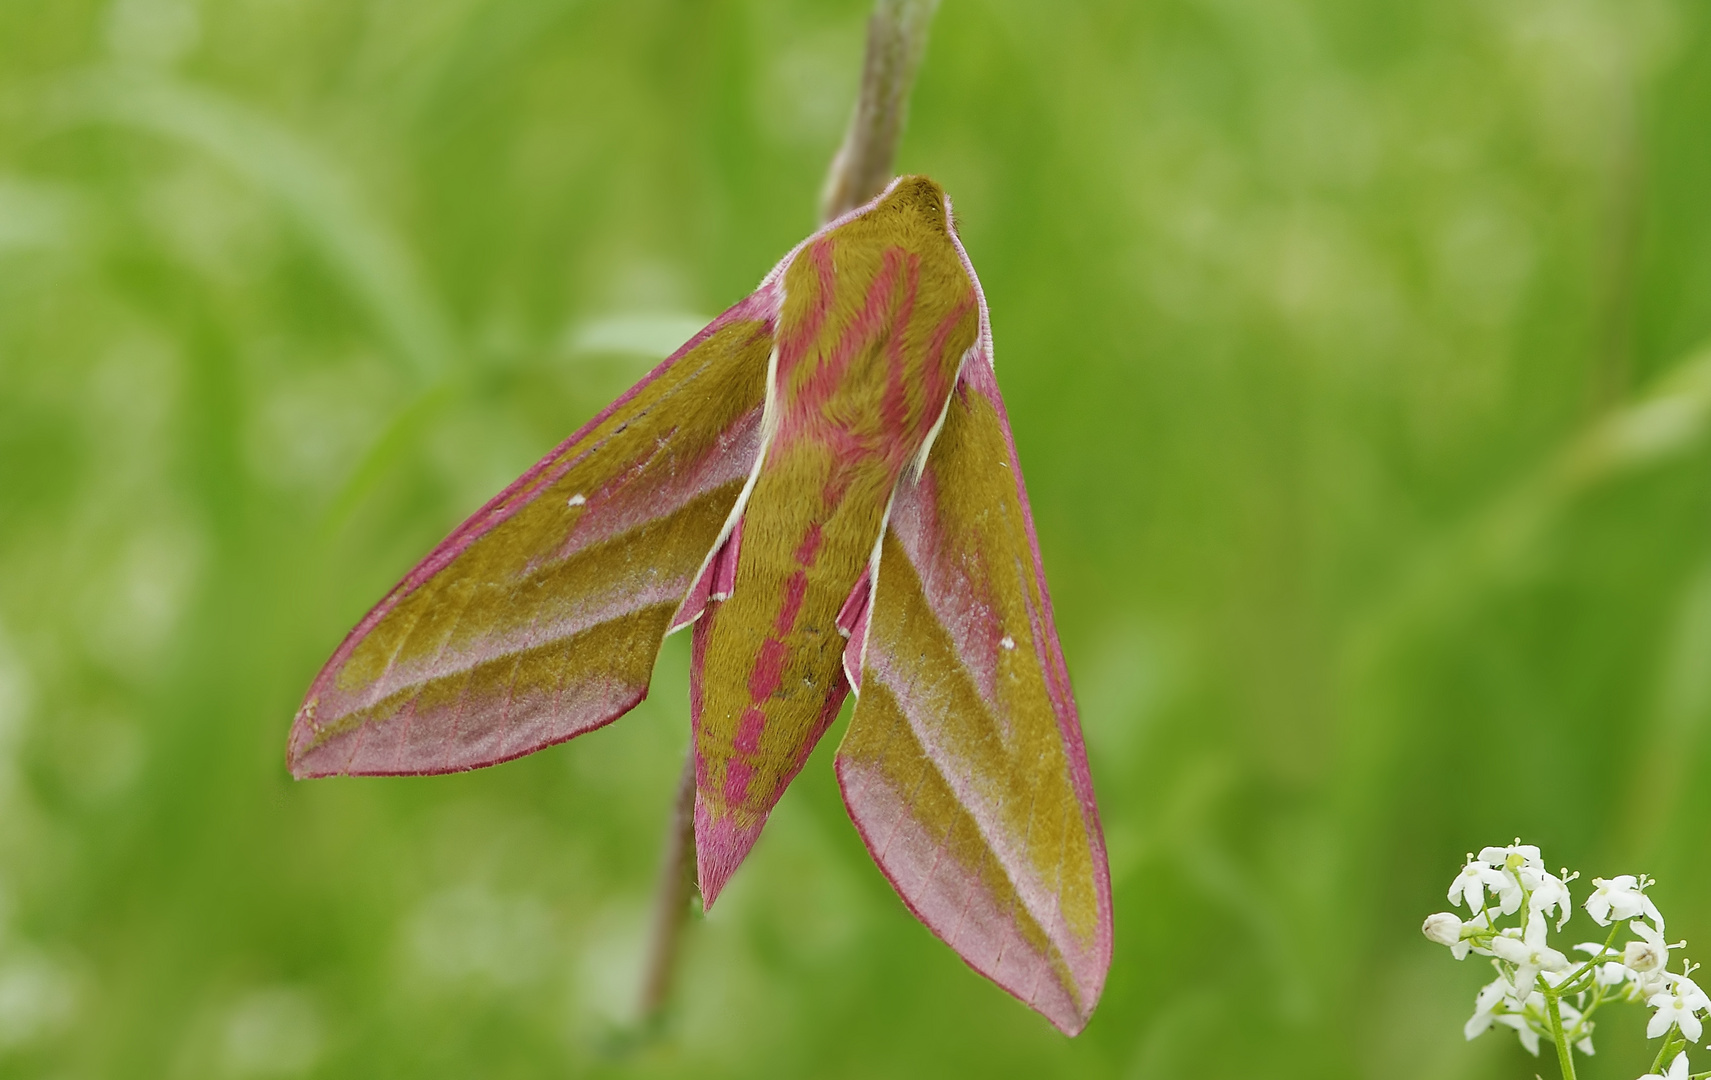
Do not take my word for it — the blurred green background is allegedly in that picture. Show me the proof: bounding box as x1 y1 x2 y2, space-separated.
3 0 1710 1076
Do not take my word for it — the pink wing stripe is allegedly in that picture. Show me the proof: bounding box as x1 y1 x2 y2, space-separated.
837 567 874 691
712 517 744 598
671 515 746 633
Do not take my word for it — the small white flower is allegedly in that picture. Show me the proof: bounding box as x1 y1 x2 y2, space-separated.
1639 1050 1690 1080
1492 925 1570 990
1449 857 1505 911
1478 843 1543 868
1626 967 1673 1004
1526 870 1574 932
1625 921 1671 975
1585 875 1664 928
1646 976 1710 1042
1423 912 1464 949
1489 869 1526 916
1464 975 1510 1040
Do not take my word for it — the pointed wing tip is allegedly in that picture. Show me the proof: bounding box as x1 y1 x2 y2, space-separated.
1044 960 1108 1036
286 695 364 779
285 731 344 780
285 713 324 779
987 949 1106 1037
693 801 766 910
1033 999 1101 1040
1046 1005 1093 1038
286 738 334 779
834 756 1111 1038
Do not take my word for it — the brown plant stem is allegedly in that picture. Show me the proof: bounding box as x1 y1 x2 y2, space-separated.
634 0 940 1028
637 752 697 1025
820 0 942 222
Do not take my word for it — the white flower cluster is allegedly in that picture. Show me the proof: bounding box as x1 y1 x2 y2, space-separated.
1421 841 1710 1080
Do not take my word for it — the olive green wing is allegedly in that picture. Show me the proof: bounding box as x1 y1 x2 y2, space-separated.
837 350 1114 1035
289 296 776 777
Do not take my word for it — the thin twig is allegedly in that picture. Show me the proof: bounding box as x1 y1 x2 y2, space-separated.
637 751 698 1025
820 0 942 222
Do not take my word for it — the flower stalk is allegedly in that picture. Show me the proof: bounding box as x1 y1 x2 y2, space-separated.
1546 990 1577 1080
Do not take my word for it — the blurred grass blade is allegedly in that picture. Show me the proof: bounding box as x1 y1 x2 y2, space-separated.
1352 341 1711 657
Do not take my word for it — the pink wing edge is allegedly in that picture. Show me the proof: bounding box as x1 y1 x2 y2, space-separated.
834 194 1115 1035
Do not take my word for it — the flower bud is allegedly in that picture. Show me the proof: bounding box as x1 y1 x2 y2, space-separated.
1423 912 1464 948
1624 938 1665 974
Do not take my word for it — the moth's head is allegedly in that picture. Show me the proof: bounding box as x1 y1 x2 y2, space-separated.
872 174 954 237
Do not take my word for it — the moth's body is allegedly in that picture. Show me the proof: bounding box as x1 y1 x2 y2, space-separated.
289 176 1111 1035
693 183 979 881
